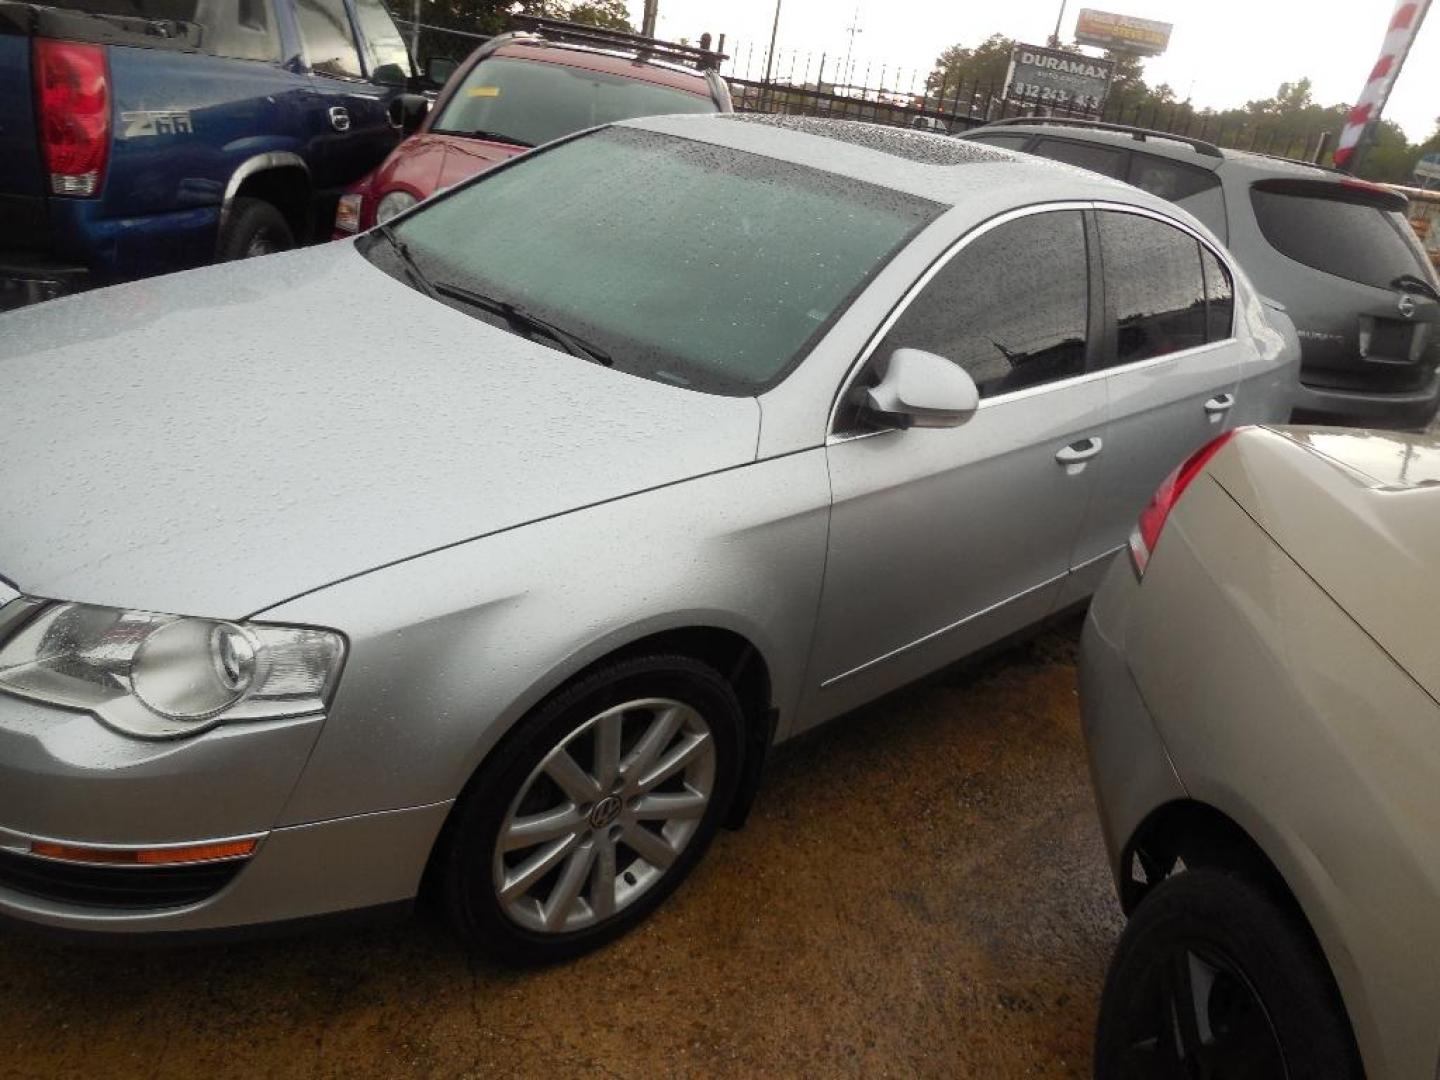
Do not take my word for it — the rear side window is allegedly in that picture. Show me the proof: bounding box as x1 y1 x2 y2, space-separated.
1032 138 1127 179
875 210 1090 398
1251 185 1434 290
295 0 363 78
352 0 411 83
44 0 280 61
1098 211 1207 365
1127 154 1221 202
1201 247 1234 340
967 133 1031 152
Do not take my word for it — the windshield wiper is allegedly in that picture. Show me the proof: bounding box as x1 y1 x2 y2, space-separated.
1392 273 1440 302
458 129 534 148
376 223 437 300
434 280 613 367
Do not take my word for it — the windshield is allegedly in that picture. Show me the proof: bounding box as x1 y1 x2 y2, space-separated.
432 56 719 147
366 126 942 395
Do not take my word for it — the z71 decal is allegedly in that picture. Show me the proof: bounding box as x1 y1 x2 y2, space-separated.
121 110 195 138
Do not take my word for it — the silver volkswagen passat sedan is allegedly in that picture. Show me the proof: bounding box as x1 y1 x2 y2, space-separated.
1081 425 1440 1077
0 114 1298 961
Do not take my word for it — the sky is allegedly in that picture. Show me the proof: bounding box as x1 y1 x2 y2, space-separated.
625 0 1439 143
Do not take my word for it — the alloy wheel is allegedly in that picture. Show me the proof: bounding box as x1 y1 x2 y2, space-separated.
1120 940 1288 1079
492 697 716 934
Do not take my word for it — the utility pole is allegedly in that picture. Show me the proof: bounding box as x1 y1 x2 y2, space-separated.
1049 0 1068 47
761 0 783 109
410 0 420 65
842 1 862 90
642 0 659 38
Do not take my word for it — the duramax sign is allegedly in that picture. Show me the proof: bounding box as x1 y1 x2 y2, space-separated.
1074 9 1173 56
1006 45 1112 111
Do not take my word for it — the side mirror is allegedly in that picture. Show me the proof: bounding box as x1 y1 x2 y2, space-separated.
865 348 979 429
388 93 431 135
424 56 458 88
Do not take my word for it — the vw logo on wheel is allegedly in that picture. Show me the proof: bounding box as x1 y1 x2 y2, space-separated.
1398 293 1417 319
589 795 623 829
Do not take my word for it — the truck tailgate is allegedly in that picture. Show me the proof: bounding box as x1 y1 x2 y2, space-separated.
0 18 44 200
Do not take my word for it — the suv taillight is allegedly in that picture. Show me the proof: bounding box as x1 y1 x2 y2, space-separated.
1129 430 1238 577
34 39 110 197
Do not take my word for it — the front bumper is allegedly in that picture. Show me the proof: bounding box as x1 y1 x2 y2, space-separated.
0 691 449 937
0 802 449 937
1290 369 1440 430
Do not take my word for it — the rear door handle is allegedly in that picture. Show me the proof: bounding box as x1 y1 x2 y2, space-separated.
1204 393 1235 415
1055 436 1103 465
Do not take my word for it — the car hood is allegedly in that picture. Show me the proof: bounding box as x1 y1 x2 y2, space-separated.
0 243 759 618
379 132 525 199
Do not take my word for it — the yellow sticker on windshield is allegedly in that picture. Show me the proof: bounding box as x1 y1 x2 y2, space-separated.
468 86 501 97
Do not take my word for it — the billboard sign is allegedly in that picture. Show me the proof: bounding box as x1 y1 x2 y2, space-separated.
1006 44 1112 112
1074 9 1173 56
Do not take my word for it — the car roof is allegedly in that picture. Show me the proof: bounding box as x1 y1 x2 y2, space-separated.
492 39 715 96
621 113 1204 224
965 120 1351 182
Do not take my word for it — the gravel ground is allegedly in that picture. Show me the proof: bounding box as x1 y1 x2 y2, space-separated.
0 619 1122 1080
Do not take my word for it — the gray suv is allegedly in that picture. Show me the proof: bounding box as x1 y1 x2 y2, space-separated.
964 118 1440 429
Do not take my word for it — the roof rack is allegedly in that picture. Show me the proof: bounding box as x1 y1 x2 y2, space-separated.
508 15 727 72
981 117 1223 158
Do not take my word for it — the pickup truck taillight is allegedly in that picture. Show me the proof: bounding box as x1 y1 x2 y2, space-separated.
33 39 111 197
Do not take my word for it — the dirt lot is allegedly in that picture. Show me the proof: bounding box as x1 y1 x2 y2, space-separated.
0 620 1122 1079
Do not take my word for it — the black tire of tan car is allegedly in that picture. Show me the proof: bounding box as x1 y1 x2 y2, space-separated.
1094 868 1364 1078
435 654 743 965
217 197 295 261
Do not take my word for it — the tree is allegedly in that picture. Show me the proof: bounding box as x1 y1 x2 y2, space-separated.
558 1 633 31
926 34 1014 92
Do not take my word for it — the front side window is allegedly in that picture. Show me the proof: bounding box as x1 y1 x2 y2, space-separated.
295 0 362 79
433 56 718 149
370 127 942 395
351 0 412 83
1098 211 1207 366
873 210 1091 399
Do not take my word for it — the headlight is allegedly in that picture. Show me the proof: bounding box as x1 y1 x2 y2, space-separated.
375 189 418 224
0 602 344 739
334 192 364 234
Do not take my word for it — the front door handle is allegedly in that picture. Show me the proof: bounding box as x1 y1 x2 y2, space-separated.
328 106 351 132
1055 436 1103 465
1204 393 1235 415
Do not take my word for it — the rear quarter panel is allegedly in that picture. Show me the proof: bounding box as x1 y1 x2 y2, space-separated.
1125 468 1440 1080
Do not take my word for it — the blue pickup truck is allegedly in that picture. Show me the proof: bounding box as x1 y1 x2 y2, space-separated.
0 0 424 310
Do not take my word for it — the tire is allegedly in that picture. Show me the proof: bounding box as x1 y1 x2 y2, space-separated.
217 197 295 261
1095 868 1363 1079
437 654 743 965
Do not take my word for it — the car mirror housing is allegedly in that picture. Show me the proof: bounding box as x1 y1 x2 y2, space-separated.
388 93 431 135
865 348 980 429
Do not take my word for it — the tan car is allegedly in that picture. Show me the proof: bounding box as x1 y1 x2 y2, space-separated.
1080 424 1440 1077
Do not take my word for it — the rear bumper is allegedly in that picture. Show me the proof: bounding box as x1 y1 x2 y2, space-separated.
1291 369 1440 430
0 252 89 311
1078 558 1187 897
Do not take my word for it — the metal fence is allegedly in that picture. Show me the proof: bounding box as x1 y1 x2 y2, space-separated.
387 14 1331 163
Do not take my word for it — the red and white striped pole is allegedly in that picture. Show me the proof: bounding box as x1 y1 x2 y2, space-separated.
1334 0 1432 171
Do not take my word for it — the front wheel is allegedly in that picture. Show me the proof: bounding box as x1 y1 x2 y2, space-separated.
1095 868 1363 1079
437 655 743 964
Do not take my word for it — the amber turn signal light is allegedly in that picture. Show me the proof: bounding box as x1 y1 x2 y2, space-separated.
30 838 257 865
